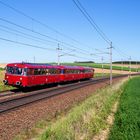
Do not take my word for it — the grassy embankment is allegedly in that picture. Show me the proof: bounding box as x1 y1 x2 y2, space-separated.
94 73 119 78
61 63 139 72
109 76 140 140
0 70 15 92
14 77 128 140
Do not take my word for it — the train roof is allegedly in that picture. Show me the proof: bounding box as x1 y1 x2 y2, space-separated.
59 65 93 70
6 63 53 68
6 63 94 70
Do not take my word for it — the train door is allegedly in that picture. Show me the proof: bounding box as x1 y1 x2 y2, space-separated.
27 68 35 86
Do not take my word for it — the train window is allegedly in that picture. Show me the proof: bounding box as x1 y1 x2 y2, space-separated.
34 69 38 75
45 69 50 75
84 69 92 73
38 69 41 75
56 69 59 74
61 69 64 74
42 69 46 75
23 68 27 76
49 69 52 74
26 69 34 75
6 66 23 75
65 69 68 74
50 69 56 74
6 67 14 74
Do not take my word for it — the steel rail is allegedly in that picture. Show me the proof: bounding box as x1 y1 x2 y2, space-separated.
0 74 137 114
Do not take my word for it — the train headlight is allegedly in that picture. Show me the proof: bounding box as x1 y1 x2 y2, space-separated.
6 76 9 79
3 80 8 84
16 81 21 85
20 77 22 80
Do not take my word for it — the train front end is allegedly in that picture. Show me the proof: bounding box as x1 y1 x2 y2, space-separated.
3 63 28 87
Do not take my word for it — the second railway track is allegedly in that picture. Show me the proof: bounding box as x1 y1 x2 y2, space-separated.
0 75 132 114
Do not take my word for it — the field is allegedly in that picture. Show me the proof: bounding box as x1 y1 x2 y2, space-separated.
109 77 140 140
0 63 6 69
94 68 132 74
0 70 5 91
61 63 139 73
112 63 140 68
94 73 119 78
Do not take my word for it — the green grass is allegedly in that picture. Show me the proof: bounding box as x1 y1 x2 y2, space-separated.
94 73 119 78
59 62 139 72
0 68 4 71
109 77 140 140
0 70 15 92
37 78 127 140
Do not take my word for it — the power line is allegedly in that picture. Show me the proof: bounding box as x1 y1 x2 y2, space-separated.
0 0 110 57
0 0 115 63
0 23 101 57
72 0 111 44
0 36 97 62
0 24 58 44
0 0 96 50
0 36 95 62
0 37 55 51
0 18 60 42
75 0 111 43
0 17 97 55
0 18 106 58
0 25 106 61
0 26 56 45
113 46 129 58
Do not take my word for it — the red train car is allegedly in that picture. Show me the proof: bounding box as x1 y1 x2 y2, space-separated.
3 63 94 87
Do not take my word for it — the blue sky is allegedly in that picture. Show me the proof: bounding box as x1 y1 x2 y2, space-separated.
0 0 140 63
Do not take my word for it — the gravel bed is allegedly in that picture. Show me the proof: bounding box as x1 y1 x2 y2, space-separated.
0 77 125 140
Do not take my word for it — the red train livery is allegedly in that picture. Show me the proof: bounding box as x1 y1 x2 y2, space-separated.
3 63 94 87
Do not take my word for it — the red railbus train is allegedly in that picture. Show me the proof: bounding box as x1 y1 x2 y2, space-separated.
3 63 94 87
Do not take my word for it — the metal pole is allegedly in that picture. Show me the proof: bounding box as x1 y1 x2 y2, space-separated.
121 59 123 73
129 56 131 77
101 56 104 77
57 43 61 65
110 42 113 85
136 61 138 72
33 56 35 63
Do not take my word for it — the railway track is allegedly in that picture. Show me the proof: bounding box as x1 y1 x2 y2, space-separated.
0 89 22 97
0 74 135 114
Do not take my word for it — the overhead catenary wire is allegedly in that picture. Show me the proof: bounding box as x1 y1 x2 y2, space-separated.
0 17 97 56
75 0 111 43
72 0 130 64
0 36 99 62
0 0 112 61
0 26 57 45
113 46 129 59
0 18 106 58
0 24 102 57
72 0 116 85
0 37 56 51
0 24 59 45
0 0 98 51
72 0 111 45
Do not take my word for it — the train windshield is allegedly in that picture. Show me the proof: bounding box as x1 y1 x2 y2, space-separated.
6 66 23 75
